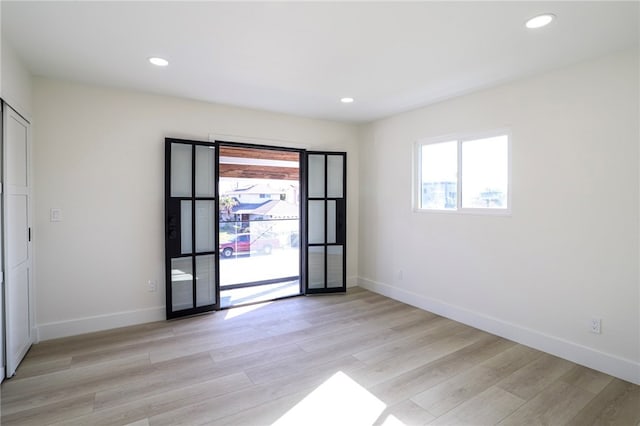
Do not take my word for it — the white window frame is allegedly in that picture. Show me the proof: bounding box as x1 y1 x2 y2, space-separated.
413 129 512 215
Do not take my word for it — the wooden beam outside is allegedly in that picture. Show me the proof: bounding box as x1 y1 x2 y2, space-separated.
219 164 299 180
220 146 300 162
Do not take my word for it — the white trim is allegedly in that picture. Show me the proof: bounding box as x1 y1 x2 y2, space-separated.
37 279 358 341
37 306 165 341
358 277 640 385
411 206 513 217
206 132 311 150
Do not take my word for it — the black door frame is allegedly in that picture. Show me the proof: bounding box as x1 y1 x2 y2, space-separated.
164 138 220 319
304 151 347 295
165 139 347 319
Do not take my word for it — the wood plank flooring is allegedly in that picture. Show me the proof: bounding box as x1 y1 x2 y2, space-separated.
1 288 638 425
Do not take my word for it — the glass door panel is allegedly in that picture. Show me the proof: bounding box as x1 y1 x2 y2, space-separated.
308 247 325 289
308 200 325 244
305 151 346 294
171 143 192 197
327 246 344 288
196 255 216 307
165 139 219 319
327 155 344 198
327 200 337 244
195 200 215 252
180 201 192 255
307 154 325 198
171 257 193 311
196 145 216 197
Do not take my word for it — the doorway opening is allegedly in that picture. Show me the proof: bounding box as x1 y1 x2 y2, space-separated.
218 145 302 307
165 138 347 319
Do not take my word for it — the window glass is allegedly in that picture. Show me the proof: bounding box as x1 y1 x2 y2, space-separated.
417 133 509 213
461 135 509 209
420 141 457 210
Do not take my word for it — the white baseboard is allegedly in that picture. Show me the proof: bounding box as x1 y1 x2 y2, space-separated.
36 280 359 342
358 277 640 385
37 306 165 341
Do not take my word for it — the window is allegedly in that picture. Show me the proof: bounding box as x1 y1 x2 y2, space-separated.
416 133 510 213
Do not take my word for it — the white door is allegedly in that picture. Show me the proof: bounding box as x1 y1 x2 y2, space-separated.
3 104 33 377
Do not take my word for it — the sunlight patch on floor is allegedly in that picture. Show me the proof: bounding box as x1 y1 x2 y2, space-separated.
380 413 405 425
273 371 391 425
222 302 272 320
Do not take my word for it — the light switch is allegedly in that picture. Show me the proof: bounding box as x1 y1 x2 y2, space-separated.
50 208 62 222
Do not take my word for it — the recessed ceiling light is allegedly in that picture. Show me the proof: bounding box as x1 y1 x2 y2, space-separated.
340 97 354 104
525 13 555 29
148 57 169 67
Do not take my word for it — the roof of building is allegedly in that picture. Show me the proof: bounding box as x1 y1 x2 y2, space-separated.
225 183 286 195
234 200 299 219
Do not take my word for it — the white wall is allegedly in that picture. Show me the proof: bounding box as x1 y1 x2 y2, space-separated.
1 37 32 119
358 49 639 384
33 78 359 340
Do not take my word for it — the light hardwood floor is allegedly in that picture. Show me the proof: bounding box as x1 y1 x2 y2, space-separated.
1 288 638 425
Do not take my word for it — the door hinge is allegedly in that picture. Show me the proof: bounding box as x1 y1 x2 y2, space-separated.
0 271 3 284
28 227 31 242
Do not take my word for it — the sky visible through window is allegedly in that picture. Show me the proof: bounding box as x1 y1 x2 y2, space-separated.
462 135 508 208
421 140 457 183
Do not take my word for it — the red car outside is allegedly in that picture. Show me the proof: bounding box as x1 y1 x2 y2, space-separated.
219 233 279 258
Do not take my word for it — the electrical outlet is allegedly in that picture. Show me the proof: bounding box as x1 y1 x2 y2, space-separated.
590 318 602 334
148 280 158 292
50 208 62 222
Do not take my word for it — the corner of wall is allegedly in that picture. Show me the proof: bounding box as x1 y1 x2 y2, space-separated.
1 37 33 120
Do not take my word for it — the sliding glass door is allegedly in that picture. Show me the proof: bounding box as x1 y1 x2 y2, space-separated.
217 143 303 307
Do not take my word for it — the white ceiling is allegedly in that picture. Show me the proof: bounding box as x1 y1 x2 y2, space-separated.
2 1 638 123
